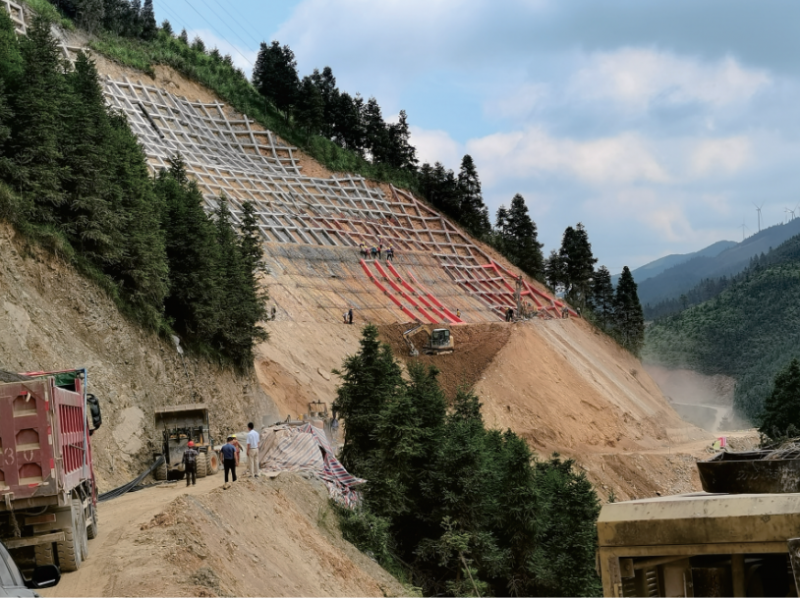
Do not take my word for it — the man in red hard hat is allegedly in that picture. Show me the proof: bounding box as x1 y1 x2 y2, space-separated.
183 440 199 487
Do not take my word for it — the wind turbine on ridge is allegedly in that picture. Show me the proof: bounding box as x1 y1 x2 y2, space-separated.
753 202 764 232
740 219 749 241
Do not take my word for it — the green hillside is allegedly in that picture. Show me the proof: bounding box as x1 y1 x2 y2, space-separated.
644 234 800 421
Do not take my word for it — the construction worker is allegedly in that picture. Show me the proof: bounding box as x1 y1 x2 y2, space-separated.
221 436 237 483
246 422 260 478
183 441 198 487
230 434 242 466
506 307 514 322
330 417 339 442
348 308 353 324
456 309 461 319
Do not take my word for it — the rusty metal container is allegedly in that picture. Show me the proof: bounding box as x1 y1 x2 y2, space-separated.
697 450 800 494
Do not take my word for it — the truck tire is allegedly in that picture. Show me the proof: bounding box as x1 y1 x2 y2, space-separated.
34 542 55 566
154 459 168 481
87 504 99 540
196 454 207 478
207 451 219 474
56 500 85 572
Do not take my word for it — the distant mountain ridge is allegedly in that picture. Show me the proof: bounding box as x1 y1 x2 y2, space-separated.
613 240 736 286
644 230 800 421
636 219 800 308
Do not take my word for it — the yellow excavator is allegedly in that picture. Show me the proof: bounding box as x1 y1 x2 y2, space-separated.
403 324 454 356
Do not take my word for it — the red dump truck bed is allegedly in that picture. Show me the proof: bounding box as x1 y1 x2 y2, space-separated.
0 375 94 509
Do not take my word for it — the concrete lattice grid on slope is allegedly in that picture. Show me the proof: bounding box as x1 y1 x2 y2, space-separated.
2 0 25 34
101 76 566 324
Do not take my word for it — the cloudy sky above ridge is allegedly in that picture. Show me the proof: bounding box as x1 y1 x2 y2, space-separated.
156 0 800 273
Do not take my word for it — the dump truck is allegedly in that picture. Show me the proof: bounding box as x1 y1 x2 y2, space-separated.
403 324 454 356
598 449 800 597
0 369 101 574
152 404 219 480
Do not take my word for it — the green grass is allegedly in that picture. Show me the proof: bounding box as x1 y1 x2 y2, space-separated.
89 31 421 192
22 0 74 29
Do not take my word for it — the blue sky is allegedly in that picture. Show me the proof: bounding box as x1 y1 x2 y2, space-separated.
155 0 800 273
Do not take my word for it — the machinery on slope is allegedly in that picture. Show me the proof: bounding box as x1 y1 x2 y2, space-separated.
0 369 101 574
152 404 219 481
403 324 454 356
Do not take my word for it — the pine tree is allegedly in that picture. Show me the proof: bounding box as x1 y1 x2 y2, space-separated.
11 16 68 224
104 109 168 325
178 28 188 45
332 324 405 475
457 155 491 237
252 41 299 122
363 97 387 163
385 110 417 171
559 223 597 310
62 51 123 265
507 193 544 279
590 265 615 330
759 358 800 441
191 36 206 53
544 250 566 291
528 456 601 596
160 19 173 36
74 0 104 34
309 66 338 138
495 205 509 239
613 266 645 355
0 7 23 88
140 0 157 40
156 155 222 345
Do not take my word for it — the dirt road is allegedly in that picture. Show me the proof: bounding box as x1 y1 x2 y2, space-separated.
40 472 404 597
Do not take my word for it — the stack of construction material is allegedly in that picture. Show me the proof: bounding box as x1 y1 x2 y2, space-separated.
259 423 364 507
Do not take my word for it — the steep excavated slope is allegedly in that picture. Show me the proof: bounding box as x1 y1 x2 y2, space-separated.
77 46 708 499
0 223 279 490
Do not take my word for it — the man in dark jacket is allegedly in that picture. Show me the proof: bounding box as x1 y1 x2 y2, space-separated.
183 440 198 487
220 436 237 483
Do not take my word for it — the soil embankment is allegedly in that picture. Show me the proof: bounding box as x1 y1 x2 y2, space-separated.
0 223 280 490
40 473 404 598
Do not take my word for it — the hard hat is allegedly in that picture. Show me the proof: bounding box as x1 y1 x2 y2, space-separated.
187 441 195 447
231 434 237 438
227 435 234 440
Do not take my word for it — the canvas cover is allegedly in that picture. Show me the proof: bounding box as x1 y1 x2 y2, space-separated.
259 423 364 507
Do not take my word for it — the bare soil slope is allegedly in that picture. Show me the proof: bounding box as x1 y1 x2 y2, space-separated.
40 473 404 598
0 223 279 490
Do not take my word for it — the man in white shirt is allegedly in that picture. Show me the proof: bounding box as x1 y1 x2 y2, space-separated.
246 422 260 477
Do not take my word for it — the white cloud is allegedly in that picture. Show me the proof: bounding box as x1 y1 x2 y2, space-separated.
569 49 771 110
408 126 463 170
466 128 669 186
689 137 751 176
484 82 549 121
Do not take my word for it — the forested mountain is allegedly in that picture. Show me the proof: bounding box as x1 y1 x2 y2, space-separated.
637 219 800 308
612 239 736 286
644 232 800 421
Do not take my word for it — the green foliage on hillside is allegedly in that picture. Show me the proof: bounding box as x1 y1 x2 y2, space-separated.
334 325 601 597
0 13 267 368
759 358 800 442
644 235 800 420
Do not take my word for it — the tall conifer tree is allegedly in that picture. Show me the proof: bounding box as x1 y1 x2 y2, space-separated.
457 155 491 237
613 266 645 355
11 16 68 223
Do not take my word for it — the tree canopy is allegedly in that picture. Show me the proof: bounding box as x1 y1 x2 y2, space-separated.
333 325 602 597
